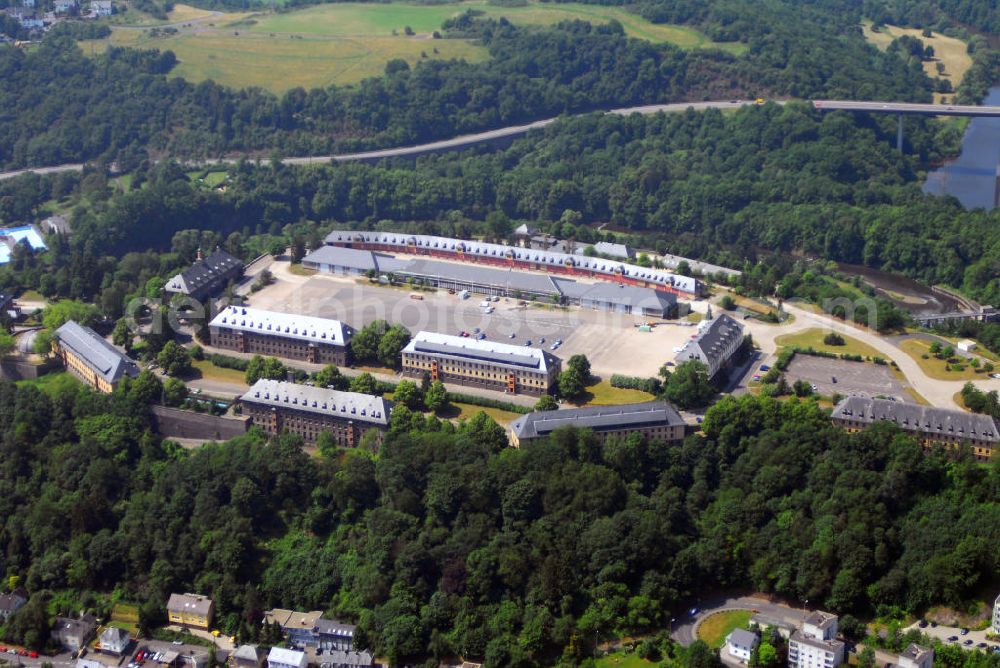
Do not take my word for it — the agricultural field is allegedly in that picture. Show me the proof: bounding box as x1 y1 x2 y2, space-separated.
85 1 739 93
861 23 971 103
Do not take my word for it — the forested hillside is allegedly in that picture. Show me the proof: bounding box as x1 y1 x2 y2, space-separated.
0 0 937 170
0 379 997 665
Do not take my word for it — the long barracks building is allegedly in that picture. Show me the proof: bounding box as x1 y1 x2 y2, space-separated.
402 331 560 396
831 396 999 461
54 320 139 393
209 305 352 365
303 245 679 318
240 379 390 446
321 231 702 298
509 401 689 447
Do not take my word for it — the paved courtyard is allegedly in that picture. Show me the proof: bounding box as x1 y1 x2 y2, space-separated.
244 267 700 378
783 355 915 402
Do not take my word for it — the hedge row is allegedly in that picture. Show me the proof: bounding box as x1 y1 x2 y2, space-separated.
610 374 663 395
445 392 531 414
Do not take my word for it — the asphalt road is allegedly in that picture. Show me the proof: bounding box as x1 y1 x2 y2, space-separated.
0 99 770 181
671 594 810 647
815 100 1000 117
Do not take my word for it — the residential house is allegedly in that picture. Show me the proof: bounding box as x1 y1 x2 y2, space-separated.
267 647 307 668
98 626 131 656
787 611 844 668
53 0 76 12
232 645 266 668
0 588 28 621
51 614 98 652
317 650 373 668
90 0 111 15
54 320 139 393
166 593 214 630
725 628 759 664
993 593 1000 635
263 609 357 651
897 644 933 668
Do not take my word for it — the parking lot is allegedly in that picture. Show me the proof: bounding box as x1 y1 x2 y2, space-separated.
781 356 915 402
905 620 1000 653
245 266 700 378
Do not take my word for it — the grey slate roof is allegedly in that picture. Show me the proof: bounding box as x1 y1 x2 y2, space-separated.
241 379 391 426
558 280 677 314
234 645 265 663
55 320 139 384
803 611 838 630
314 618 355 638
302 245 380 272
900 644 932 662
590 242 633 259
510 401 685 440
211 306 350 346
677 313 745 375
727 628 758 648
0 588 27 613
832 396 1000 442
318 650 373 667
166 250 242 295
404 331 558 373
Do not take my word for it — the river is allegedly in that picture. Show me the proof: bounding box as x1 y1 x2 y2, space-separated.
922 86 1000 209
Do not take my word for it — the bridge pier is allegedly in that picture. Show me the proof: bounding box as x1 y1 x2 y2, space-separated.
897 114 903 152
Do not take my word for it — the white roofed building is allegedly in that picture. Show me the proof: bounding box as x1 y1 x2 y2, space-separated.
267 647 307 668
210 305 352 366
402 331 561 396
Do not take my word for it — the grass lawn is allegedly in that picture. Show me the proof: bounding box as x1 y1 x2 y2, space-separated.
774 327 885 360
288 263 318 277
862 23 971 103
17 371 81 397
442 401 523 425
87 1 739 92
571 379 655 407
190 358 248 385
697 609 752 648
898 339 992 381
19 289 47 302
595 652 657 668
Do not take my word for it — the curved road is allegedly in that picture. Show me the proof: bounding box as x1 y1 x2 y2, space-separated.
745 302 1000 409
0 99 766 181
671 594 810 647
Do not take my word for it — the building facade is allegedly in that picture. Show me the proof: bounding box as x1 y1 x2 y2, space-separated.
831 396 1000 461
509 401 688 447
209 306 352 365
674 312 747 380
264 609 357 651
54 320 139 393
51 615 97 652
897 644 933 668
165 249 243 302
166 593 214 630
98 627 130 655
401 331 560 396
302 246 678 317
0 588 27 621
993 593 1000 635
725 628 759 664
267 648 307 668
787 611 844 668
240 380 390 446
320 231 702 297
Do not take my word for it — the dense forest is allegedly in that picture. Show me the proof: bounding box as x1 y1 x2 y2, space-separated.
0 0 942 170
0 379 998 665
1 98 998 314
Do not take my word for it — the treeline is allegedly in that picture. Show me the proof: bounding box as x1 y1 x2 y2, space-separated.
0 0 937 170
1 379 999 664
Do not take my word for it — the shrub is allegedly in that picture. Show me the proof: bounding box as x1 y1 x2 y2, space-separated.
610 374 662 394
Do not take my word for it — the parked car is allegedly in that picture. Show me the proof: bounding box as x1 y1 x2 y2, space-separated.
947 636 958 642
918 620 927 628
477 332 486 340
29 652 38 659
760 364 770 371
524 340 532 346
961 628 970 635
963 640 974 646
509 333 516 339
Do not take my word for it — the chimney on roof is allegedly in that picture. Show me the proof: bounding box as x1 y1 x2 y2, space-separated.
196 247 204 262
